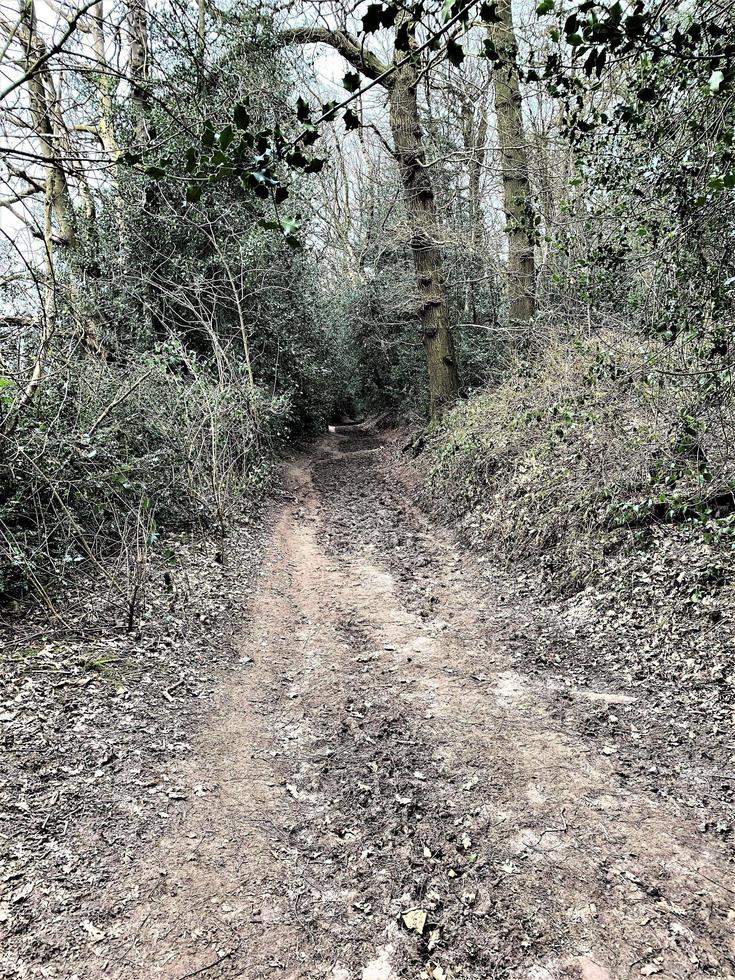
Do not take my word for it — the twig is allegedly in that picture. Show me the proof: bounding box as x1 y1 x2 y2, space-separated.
86 369 154 439
177 947 238 979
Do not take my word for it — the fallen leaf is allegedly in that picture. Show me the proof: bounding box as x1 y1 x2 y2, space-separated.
82 919 106 942
402 908 427 934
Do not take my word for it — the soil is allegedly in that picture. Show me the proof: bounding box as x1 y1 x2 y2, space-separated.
2 424 735 979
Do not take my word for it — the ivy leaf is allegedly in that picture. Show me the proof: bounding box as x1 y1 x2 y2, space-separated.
304 157 325 173
186 184 202 203
296 96 311 121
446 37 465 66
279 216 300 236
536 0 553 12
146 165 166 179
342 70 361 93
343 107 361 130
624 13 646 38
708 172 735 191
482 37 499 60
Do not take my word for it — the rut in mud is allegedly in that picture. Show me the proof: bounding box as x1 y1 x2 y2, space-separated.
73 427 734 978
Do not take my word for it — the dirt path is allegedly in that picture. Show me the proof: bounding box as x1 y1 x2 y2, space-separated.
83 427 734 979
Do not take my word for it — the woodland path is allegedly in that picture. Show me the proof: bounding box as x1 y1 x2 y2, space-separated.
88 426 734 980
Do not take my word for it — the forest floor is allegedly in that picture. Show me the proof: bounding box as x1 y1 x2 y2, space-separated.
2 424 735 980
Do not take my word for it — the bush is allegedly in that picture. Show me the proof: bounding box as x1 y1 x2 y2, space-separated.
0 348 288 604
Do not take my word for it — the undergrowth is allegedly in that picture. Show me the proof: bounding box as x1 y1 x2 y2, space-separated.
0 347 288 611
423 330 735 590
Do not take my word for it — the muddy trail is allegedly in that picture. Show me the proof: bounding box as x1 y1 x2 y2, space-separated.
29 427 735 978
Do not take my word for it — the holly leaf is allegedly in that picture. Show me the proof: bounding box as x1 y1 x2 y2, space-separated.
362 3 385 32
343 107 361 130
441 0 457 21
233 103 250 130
480 1 500 22
446 37 465 66
343 70 361 93
219 125 234 150
285 148 308 168
321 99 339 120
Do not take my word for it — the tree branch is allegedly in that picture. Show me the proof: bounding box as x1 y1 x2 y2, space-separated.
0 0 100 105
280 27 390 85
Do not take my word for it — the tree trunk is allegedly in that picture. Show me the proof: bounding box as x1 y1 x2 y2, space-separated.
127 0 154 146
461 93 488 324
197 0 206 91
280 23 459 418
388 23 458 416
20 0 76 247
19 0 105 359
126 0 166 343
488 0 535 325
89 2 121 159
